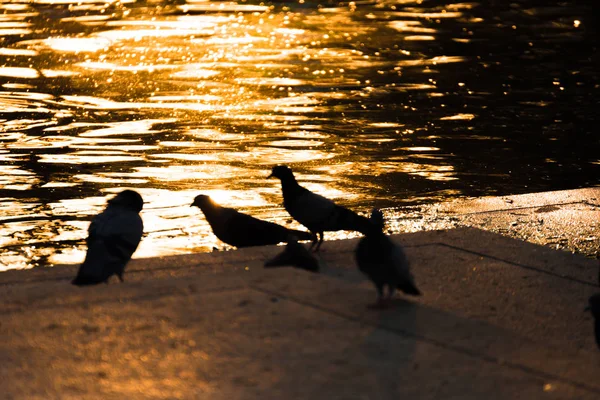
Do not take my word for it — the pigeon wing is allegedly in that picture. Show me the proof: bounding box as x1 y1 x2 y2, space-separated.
356 234 421 296
218 210 301 248
387 242 421 296
286 189 372 235
356 235 391 289
285 189 337 232
327 204 374 234
73 207 143 285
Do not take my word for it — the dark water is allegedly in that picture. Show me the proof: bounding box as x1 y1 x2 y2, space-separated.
0 0 598 270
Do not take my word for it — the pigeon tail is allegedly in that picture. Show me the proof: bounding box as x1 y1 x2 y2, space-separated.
72 257 116 286
289 229 316 243
334 206 378 236
71 274 107 286
397 280 422 296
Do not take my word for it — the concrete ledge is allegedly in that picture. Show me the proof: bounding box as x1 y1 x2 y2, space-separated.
1 187 599 399
414 187 600 258
2 228 599 399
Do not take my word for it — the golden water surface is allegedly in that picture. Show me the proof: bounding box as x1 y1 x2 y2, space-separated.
0 0 597 269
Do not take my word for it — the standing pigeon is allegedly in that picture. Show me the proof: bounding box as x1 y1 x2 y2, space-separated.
268 165 374 251
191 194 315 248
72 189 144 286
586 293 600 349
355 208 421 308
264 238 320 273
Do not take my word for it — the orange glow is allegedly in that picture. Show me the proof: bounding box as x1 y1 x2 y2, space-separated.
3 0 583 271
43 37 111 53
440 113 476 120
0 67 39 79
0 47 37 56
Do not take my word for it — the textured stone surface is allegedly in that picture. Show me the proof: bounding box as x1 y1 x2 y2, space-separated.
2 188 600 399
386 187 600 258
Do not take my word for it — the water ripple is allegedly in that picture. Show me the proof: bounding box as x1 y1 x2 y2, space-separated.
0 0 597 270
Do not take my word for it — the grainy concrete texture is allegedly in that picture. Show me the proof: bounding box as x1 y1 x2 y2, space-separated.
1 188 599 399
390 186 600 258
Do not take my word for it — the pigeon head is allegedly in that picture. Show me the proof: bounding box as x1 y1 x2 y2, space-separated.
268 165 296 182
191 194 214 210
108 190 144 212
369 208 385 231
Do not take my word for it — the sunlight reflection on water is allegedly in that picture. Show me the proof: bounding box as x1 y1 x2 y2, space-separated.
0 0 597 270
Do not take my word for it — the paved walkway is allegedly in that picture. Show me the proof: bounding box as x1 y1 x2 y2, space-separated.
395 186 600 258
1 188 599 399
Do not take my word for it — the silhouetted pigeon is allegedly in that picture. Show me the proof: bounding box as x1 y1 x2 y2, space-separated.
191 194 315 248
72 190 144 286
268 165 374 251
264 238 320 273
355 208 421 308
586 293 600 349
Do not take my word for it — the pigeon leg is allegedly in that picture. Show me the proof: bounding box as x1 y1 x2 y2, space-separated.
367 285 390 309
117 272 124 283
309 235 318 251
313 232 324 252
387 286 396 301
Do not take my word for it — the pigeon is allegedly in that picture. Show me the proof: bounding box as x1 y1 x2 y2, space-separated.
191 194 315 248
72 189 144 286
355 208 421 308
586 293 600 349
268 165 375 251
264 238 320 273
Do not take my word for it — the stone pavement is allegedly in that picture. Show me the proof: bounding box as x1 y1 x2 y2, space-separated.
389 186 600 258
1 188 599 399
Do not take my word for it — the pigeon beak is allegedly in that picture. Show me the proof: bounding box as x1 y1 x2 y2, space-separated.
584 305 591 312
267 173 274 179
